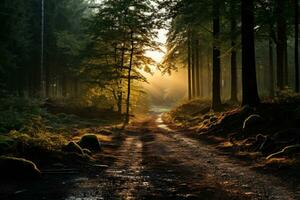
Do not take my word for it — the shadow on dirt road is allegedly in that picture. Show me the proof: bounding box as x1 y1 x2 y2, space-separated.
2 113 299 200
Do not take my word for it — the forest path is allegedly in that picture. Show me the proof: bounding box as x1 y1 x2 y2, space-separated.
64 114 298 200
6 114 298 200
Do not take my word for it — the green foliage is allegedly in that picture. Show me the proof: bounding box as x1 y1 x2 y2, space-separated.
56 31 88 56
0 0 90 96
80 0 161 112
0 135 16 154
8 130 67 152
0 97 43 134
273 88 300 103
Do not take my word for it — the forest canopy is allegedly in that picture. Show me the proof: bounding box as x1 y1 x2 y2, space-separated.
0 0 299 119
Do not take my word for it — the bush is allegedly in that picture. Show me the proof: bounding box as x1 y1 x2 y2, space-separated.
8 130 67 153
0 96 44 134
0 135 16 155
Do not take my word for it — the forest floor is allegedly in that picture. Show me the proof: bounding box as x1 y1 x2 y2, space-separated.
1 106 299 200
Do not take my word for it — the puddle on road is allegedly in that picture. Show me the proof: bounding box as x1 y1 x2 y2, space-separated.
156 113 173 131
66 196 104 200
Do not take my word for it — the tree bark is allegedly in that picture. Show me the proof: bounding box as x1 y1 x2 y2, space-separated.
276 0 286 90
195 39 201 97
212 0 222 109
199 46 204 97
207 50 212 98
269 36 275 96
191 34 196 98
125 30 134 124
230 3 238 102
187 29 192 100
241 0 260 106
295 0 299 92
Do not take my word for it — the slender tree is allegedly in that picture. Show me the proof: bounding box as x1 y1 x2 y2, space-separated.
212 0 222 109
295 0 299 92
188 29 192 100
276 0 287 90
229 0 238 102
191 33 197 98
269 32 275 96
195 38 201 97
125 30 134 124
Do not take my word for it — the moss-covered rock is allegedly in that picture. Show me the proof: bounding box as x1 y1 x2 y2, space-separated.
0 156 41 179
62 141 84 155
78 134 101 152
0 135 16 155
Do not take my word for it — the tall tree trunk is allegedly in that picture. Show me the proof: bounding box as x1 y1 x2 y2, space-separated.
118 41 126 114
284 43 288 86
276 0 286 90
207 49 212 98
241 0 260 106
269 36 275 96
295 0 299 92
191 34 196 98
62 74 67 97
212 0 222 109
195 39 201 97
40 0 46 98
125 30 134 124
74 77 79 97
114 45 123 114
230 40 238 102
187 30 192 100
199 46 204 97
230 4 238 102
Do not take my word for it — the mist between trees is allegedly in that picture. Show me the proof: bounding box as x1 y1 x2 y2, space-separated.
0 0 299 121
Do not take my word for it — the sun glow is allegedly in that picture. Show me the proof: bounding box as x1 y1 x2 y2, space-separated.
144 29 167 69
142 29 188 107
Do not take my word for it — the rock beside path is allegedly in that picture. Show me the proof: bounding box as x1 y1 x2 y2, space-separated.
78 134 101 152
0 156 41 179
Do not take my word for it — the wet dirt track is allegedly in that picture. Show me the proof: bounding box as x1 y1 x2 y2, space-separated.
63 115 299 200
5 115 299 200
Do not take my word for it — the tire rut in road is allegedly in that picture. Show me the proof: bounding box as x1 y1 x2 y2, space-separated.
149 126 298 200
65 136 148 200
140 129 245 200
105 136 148 199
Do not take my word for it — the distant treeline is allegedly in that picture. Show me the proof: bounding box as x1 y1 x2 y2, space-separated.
163 0 299 108
0 0 90 98
0 0 299 114
0 0 161 122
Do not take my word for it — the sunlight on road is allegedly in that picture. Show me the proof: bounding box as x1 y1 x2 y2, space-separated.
155 113 173 132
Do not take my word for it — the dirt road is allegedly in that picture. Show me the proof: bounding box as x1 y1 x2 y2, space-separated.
6 114 299 200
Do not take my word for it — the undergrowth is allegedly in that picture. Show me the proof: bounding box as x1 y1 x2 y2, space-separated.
0 96 121 158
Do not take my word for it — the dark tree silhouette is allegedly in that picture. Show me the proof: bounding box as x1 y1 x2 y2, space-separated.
212 0 222 109
188 29 192 100
241 0 260 106
276 0 287 90
230 0 238 102
295 0 299 92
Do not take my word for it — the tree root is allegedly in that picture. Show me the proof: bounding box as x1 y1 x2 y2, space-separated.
266 144 300 159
